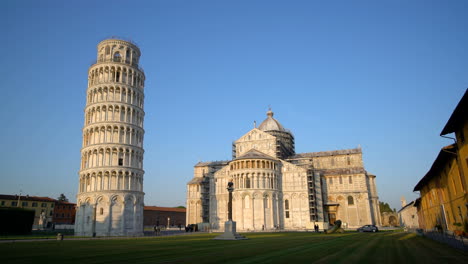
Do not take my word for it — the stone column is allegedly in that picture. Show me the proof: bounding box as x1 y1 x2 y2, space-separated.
252 195 255 230
214 181 247 240
121 199 127 235
228 189 233 221
107 200 112 235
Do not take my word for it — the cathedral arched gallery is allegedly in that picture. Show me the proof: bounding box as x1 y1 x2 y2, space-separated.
186 110 381 231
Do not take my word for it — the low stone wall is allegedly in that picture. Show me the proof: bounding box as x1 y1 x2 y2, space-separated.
54 224 74 230
418 230 468 251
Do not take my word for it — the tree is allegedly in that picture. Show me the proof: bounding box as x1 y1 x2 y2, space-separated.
57 193 69 202
175 206 186 209
379 202 393 213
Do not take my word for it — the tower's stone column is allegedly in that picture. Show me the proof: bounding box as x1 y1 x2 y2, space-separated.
75 39 145 236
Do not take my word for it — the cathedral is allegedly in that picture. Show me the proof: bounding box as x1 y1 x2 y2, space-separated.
186 110 381 231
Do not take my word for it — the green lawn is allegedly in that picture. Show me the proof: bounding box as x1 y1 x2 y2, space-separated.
1 231 466 264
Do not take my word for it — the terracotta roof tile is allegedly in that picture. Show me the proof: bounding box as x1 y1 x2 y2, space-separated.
0 194 57 202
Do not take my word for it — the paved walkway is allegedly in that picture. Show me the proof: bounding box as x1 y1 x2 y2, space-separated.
0 230 203 243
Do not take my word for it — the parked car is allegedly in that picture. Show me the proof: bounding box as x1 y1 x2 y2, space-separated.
357 225 379 232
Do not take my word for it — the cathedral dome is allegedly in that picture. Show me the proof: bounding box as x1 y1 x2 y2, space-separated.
258 110 285 132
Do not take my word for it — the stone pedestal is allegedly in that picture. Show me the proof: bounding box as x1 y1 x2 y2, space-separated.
214 221 247 240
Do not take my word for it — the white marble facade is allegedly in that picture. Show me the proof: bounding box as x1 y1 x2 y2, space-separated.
75 39 145 236
187 110 381 231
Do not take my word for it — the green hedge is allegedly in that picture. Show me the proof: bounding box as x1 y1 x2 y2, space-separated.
0 207 35 235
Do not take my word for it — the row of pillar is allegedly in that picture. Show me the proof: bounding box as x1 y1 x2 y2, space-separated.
88 87 143 108
83 126 143 147
79 172 143 192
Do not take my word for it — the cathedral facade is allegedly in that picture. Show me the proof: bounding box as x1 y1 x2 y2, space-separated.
186 110 381 231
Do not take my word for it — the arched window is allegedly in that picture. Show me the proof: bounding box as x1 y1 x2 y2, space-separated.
113 52 121 62
348 196 354 205
246 177 250 188
125 49 130 63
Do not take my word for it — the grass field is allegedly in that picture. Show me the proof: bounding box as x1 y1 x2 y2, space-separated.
1 231 467 264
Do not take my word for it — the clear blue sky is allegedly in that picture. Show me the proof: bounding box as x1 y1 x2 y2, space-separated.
1 0 467 211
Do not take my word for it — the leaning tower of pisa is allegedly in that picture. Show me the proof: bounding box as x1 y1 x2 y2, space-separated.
75 39 146 236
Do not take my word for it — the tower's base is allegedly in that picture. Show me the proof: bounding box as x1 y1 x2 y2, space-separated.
214 221 248 240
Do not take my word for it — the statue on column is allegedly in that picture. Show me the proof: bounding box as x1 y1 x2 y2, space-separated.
214 180 247 240
227 181 233 221
38 211 47 229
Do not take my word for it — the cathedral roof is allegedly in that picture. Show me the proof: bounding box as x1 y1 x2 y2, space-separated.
289 148 362 159
187 177 206 185
234 149 276 161
314 167 366 176
258 110 286 132
194 160 229 167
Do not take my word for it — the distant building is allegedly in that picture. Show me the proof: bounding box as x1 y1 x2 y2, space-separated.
413 198 424 228
397 198 418 229
0 194 55 228
381 212 399 227
413 89 468 232
186 110 381 231
53 201 76 225
143 206 186 228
